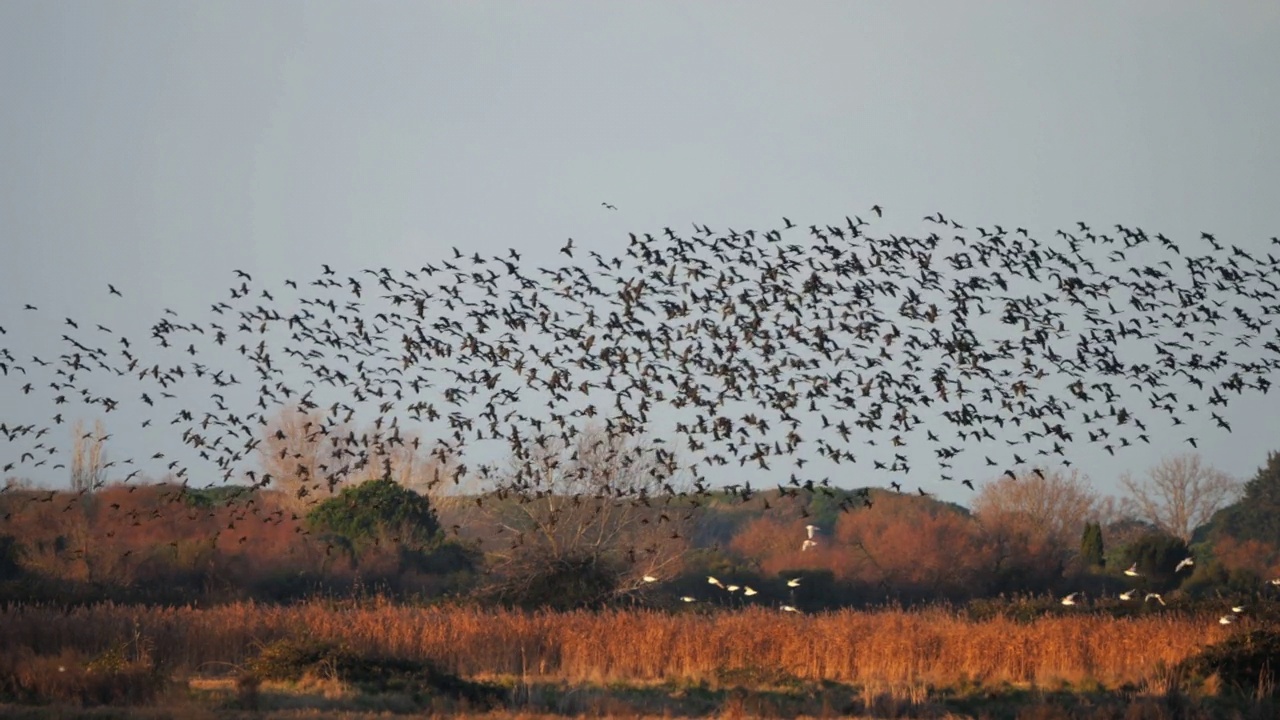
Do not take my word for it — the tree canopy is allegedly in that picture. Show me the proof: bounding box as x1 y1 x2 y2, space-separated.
306 478 441 547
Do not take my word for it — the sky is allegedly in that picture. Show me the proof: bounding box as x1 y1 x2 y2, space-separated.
1 1 1278 504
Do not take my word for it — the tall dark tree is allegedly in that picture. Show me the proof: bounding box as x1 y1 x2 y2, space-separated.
1080 521 1105 568
1200 450 1280 546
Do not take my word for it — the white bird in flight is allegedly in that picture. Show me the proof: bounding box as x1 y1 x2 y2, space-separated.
786 578 801 588
1145 593 1165 606
781 605 799 613
1175 557 1194 573
1219 615 1234 625
642 575 657 583
708 576 724 588
1124 563 1140 577
1061 592 1081 606
1120 589 1136 601
743 586 758 596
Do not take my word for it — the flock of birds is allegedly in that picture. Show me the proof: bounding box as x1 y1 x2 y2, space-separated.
1 206 1279 612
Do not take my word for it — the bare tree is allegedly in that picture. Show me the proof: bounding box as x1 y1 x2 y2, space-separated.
1119 453 1239 542
261 405 468 512
347 426 463 505
260 406 344 508
482 426 693 607
69 419 108 492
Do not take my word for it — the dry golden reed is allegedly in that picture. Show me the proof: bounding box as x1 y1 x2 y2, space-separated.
0 600 1229 689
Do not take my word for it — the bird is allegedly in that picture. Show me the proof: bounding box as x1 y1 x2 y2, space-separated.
1061 592 1081 606
1124 563 1140 577
1175 557 1194 573
642 575 657 583
743 586 758 596
786 578 801 588
1145 593 1165 606
1119 589 1136 601
780 605 799 613
1219 615 1234 625
707 576 724 588
108 284 122 297
680 596 696 603
601 203 617 210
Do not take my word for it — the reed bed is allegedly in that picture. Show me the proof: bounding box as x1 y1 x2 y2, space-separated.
0 600 1229 689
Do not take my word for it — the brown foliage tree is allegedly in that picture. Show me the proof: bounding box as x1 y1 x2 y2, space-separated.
973 467 1102 562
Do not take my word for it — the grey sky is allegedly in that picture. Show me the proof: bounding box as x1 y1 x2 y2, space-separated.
1 2 1278 503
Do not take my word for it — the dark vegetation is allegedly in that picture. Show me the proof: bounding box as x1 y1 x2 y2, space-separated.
2 448 1278 610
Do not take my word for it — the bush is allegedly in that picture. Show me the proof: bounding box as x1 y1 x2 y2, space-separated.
1179 629 1280 697
247 637 501 706
497 553 623 610
0 648 168 706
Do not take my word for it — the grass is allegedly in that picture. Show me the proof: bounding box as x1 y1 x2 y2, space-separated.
0 599 1276 718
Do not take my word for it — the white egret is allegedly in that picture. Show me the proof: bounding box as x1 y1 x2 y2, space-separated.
1120 589 1136 601
786 578 801 588
1175 557 1194 573
1145 593 1165 606
1061 592 1081 606
1124 563 1140 577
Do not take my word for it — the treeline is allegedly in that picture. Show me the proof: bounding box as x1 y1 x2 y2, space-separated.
1 450 1278 610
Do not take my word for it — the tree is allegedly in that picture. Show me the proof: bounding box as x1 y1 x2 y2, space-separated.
1120 453 1238 542
69 419 108 492
260 406 341 507
1080 521 1105 567
1124 531 1189 585
261 405 460 512
1200 450 1280 546
483 426 692 609
306 477 442 549
973 467 1102 558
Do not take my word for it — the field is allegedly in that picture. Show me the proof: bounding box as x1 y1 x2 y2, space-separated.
2 599 1277 719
